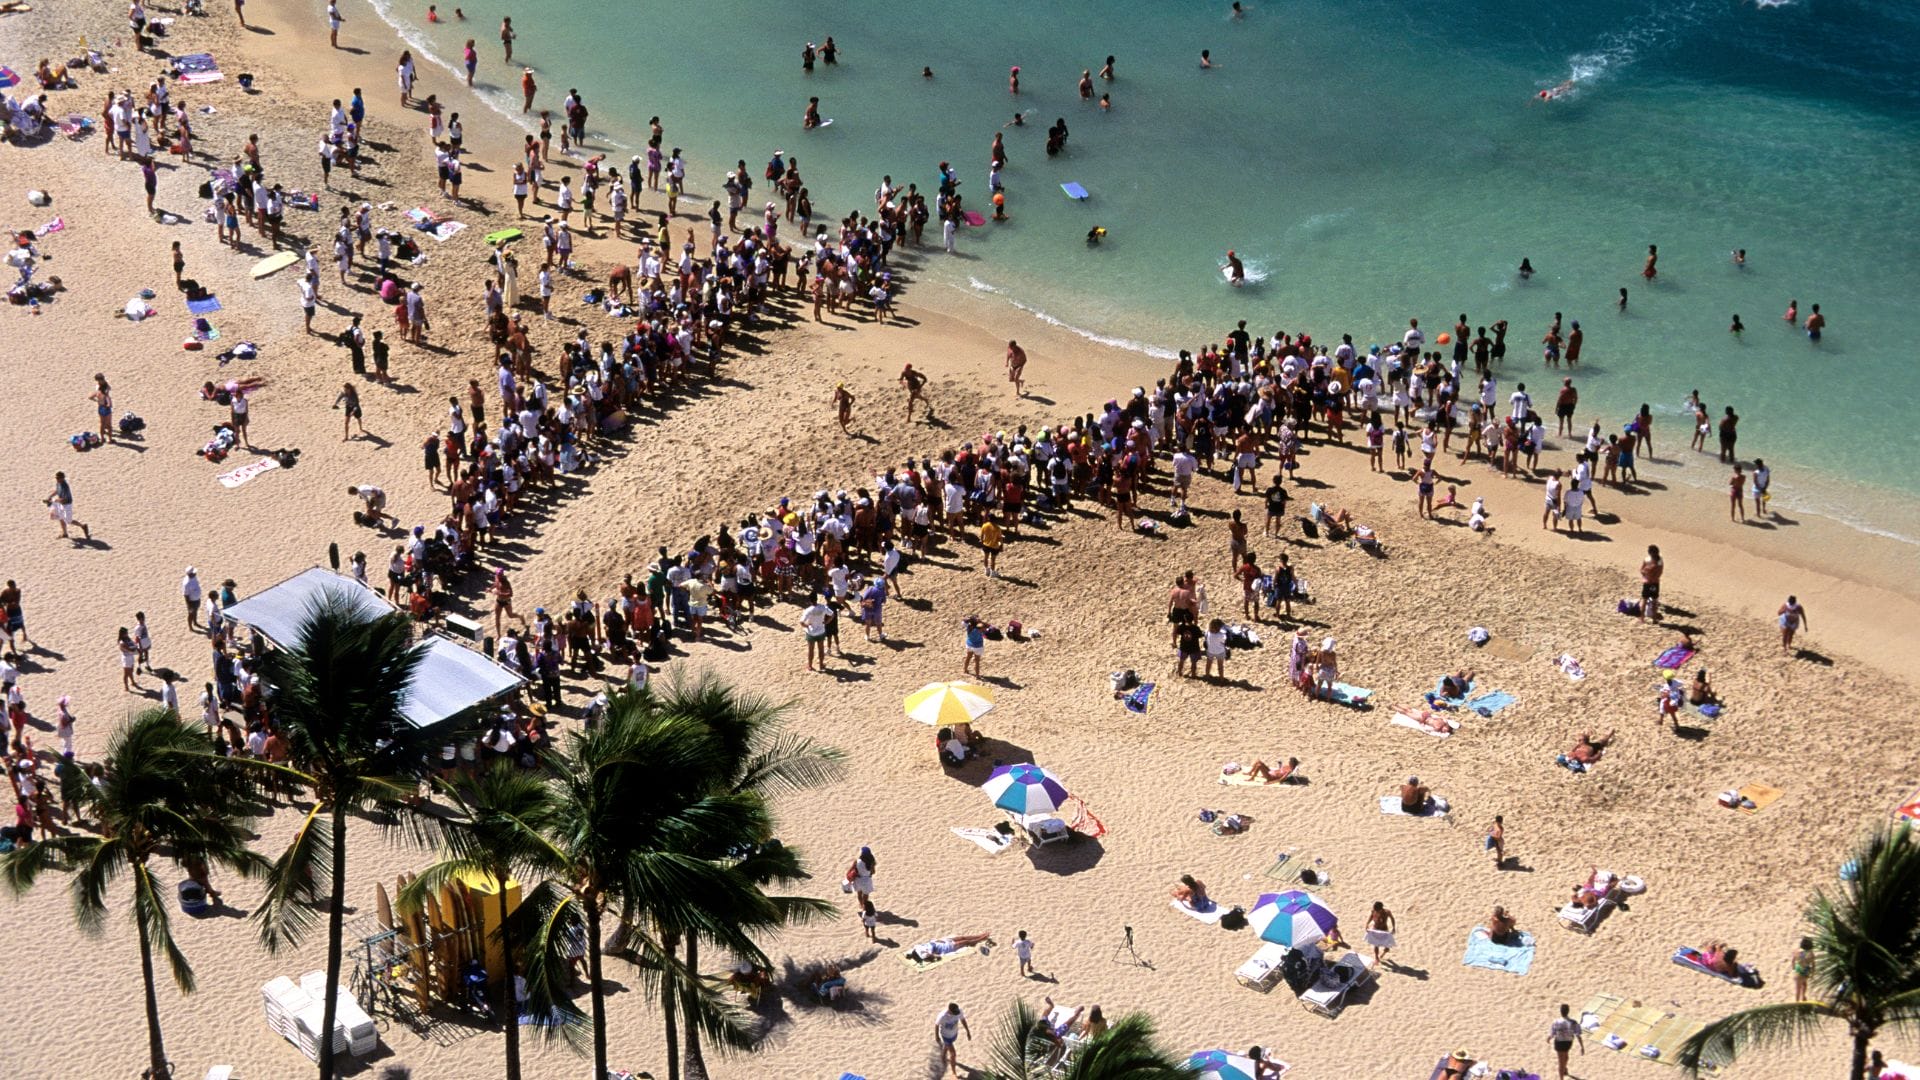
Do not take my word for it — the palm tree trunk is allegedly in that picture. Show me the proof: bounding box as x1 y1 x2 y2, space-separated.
318 803 347 1080
661 927 681 1080
1850 1028 1871 1080
680 935 706 1080
585 897 609 1080
134 874 171 1080
497 880 521 1080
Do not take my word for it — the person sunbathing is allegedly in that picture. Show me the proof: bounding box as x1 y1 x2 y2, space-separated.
1570 867 1613 909
1407 709 1457 734
908 932 994 963
1488 905 1519 943
1434 669 1476 701
1171 874 1211 908
1700 941 1742 976
1567 728 1614 765
1246 756 1298 783
1035 995 1084 1063
1688 668 1719 706
36 59 70 89
807 963 846 1001
1400 776 1432 814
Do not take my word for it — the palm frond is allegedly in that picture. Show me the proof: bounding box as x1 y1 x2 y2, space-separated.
133 861 196 993
1 834 99 895
1064 1012 1198 1079
72 834 130 932
254 801 332 952
980 997 1048 1080
730 731 847 798
1676 1001 1840 1076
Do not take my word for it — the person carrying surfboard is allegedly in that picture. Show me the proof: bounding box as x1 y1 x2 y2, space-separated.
1225 249 1246 287
803 96 821 130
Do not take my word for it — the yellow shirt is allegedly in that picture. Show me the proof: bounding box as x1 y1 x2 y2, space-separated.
979 522 1003 550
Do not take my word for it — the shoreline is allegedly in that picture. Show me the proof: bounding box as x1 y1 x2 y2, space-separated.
3 2 1918 1077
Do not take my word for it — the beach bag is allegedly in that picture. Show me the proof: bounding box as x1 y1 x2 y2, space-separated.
117 413 145 434
1617 599 1642 616
1218 906 1248 932
1300 517 1319 539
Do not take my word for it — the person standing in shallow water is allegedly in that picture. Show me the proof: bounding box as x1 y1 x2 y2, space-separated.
1643 243 1658 280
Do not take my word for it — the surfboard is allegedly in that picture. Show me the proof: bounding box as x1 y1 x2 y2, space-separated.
249 250 299 279
1061 182 1089 201
484 228 522 246
963 211 986 227
819 117 834 128
1222 265 1243 285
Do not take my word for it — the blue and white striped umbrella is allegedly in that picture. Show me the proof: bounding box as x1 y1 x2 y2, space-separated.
1248 890 1339 948
981 763 1070 816
1187 1049 1257 1080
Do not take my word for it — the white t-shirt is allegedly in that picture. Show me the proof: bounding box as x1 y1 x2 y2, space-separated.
936 1009 964 1040
1013 938 1033 962
1509 390 1530 419
799 604 830 636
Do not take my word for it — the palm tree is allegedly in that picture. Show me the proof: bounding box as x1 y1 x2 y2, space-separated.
1680 822 1920 1080
980 998 1200 1080
1 709 264 1079
643 672 843 1080
517 688 807 1080
399 762 555 1080
246 594 431 1080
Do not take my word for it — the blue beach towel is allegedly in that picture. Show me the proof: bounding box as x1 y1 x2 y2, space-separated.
1466 690 1517 715
1463 928 1536 975
1431 677 1475 707
1123 682 1155 714
186 296 222 315
1327 682 1373 707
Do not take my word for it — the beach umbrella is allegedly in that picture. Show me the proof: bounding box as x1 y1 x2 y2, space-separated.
903 680 994 726
1187 1049 1258 1080
981 763 1069 816
1248 890 1339 948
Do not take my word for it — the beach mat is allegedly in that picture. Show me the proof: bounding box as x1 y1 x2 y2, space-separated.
1263 849 1333 891
1735 783 1784 815
1463 928 1535 975
1220 769 1291 786
950 827 1014 855
1379 794 1449 819
185 295 222 315
217 457 280 488
1121 682 1154 714
1653 645 1696 673
1466 690 1517 715
902 945 979 972
1326 682 1373 707
1170 898 1227 924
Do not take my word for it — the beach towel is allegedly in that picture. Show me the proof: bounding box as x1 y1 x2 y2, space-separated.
1734 783 1783 815
1433 677 1475 707
1264 850 1333 891
1466 690 1517 715
1672 947 1761 988
1895 786 1920 823
178 71 224 84
1121 682 1154 714
1653 645 1696 673
1554 653 1587 681
1391 709 1454 737
429 220 467 243
170 52 219 73
1220 768 1291 786
217 457 280 488
1170 898 1228 924
1378 794 1449 818
33 217 64 237
1325 682 1373 707
186 295 222 315
903 944 978 972
950 826 1014 855
0 67 18 88
1463 928 1536 975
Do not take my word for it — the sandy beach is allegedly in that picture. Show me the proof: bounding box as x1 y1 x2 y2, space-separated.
2 2 1917 1078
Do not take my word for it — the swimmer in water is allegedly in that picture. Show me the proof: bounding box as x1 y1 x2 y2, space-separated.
1100 92 1111 110
1010 66 1020 94
1804 303 1824 341
1732 248 1746 267
1730 314 1744 334
1618 287 1629 311
1200 49 1213 68
427 4 438 21
1538 79 1574 101
1079 69 1093 99
1643 244 1658 280
1005 111 1027 128
1232 2 1244 17
1225 249 1245 286
922 66 933 79
1519 257 1534 279
1087 226 1107 245
803 96 820 129
1782 298 1797 324
1101 55 1115 80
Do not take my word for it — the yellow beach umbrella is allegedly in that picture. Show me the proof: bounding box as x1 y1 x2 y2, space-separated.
903 681 995 727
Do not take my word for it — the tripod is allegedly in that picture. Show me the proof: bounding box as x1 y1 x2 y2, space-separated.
1110 924 1148 968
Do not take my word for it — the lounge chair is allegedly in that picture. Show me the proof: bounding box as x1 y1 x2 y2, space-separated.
1024 815 1071 845
1299 951 1376 1016
1235 942 1290 992
1557 884 1622 934
1672 946 1762 988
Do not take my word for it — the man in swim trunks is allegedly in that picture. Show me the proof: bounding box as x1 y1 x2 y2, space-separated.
933 999 974 1077
1639 545 1663 623
900 363 930 422
1005 340 1027 397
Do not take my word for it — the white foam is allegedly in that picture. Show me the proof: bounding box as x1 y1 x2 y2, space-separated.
959 280 1177 360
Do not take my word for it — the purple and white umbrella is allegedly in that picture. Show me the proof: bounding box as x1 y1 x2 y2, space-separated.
981 763 1070 816
1187 1049 1257 1080
1248 890 1338 948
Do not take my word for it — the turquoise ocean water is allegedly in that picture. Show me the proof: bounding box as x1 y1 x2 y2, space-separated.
375 0 1920 539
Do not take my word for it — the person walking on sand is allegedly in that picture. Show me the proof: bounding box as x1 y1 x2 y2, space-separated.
1364 901 1396 966
1005 340 1027 397
45 472 90 541
900 362 931 422
1777 595 1808 654
1549 1003 1584 1080
1487 814 1506 868
1639 545 1663 623
934 1002 972 1078
832 383 855 434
